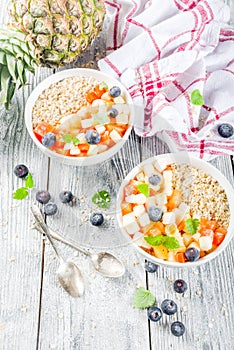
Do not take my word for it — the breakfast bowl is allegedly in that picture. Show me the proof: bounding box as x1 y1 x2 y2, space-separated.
25 68 134 166
116 153 234 268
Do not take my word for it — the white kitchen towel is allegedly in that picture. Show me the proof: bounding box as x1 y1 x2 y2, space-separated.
98 0 234 159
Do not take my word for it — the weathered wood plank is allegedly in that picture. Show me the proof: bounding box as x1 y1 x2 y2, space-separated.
141 137 234 350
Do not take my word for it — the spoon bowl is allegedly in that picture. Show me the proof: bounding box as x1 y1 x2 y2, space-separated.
90 252 125 278
57 261 84 298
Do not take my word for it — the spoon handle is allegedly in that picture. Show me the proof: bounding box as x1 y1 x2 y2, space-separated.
31 204 63 263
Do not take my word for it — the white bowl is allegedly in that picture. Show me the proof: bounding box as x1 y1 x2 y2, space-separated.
116 153 234 268
25 68 134 166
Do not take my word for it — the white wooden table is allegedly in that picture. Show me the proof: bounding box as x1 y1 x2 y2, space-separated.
1 1 234 349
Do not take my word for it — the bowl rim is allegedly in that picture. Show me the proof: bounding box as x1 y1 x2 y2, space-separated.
24 68 134 166
116 152 234 268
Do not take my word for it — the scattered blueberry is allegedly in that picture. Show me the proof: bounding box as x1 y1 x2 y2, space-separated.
108 107 119 118
85 130 101 145
36 190 51 204
14 164 29 178
148 174 162 186
185 247 200 262
90 212 104 226
218 123 233 138
145 260 159 273
43 202 58 216
59 190 74 204
171 321 185 337
161 299 177 315
109 86 121 98
147 306 162 322
42 132 56 148
148 206 163 222
174 279 188 294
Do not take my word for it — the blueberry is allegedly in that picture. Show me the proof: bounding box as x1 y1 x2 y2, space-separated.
90 212 104 226
108 107 119 118
85 130 101 145
43 202 58 216
147 306 162 322
148 174 162 186
145 260 159 273
36 190 51 204
161 299 177 315
14 164 29 178
109 86 121 98
174 279 188 294
42 132 56 148
185 247 200 262
148 206 163 222
171 321 185 337
59 191 74 204
218 123 233 138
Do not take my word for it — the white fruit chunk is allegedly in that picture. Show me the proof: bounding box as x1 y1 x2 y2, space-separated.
110 129 122 143
143 163 155 177
162 212 176 225
125 221 140 234
134 193 147 205
95 125 106 134
139 213 151 227
116 113 129 124
199 236 213 251
69 146 80 155
122 213 135 226
81 118 93 129
163 170 173 196
133 205 146 217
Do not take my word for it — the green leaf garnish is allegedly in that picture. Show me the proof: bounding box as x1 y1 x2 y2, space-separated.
133 288 156 309
92 190 111 209
13 187 28 200
185 218 200 235
25 173 34 188
99 81 108 90
137 183 149 197
144 235 180 250
190 89 204 106
73 137 80 145
62 134 73 143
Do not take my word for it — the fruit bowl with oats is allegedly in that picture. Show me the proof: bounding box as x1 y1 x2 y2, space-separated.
116 153 234 267
25 68 134 165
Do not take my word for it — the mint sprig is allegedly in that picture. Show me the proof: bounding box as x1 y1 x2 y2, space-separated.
62 134 80 145
185 218 199 235
92 190 111 209
99 81 108 90
133 288 156 309
144 235 180 250
190 89 204 106
13 172 34 200
137 183 149 197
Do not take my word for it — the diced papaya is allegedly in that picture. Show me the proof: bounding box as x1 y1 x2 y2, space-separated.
34 131 42 143
200 228 214 240
34 121 55 137
167 189 182 210
153 245 168 260
153 221 165 233
178 220 185 231
101 134 110 143
78 143 89 152
213 227 226 246
94 85 107 98
121 202 133 215
175 252 186 263
124 180 139 197
86 91 98 103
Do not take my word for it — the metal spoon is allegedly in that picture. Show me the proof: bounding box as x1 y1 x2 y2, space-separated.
32 209 125 278
31 204 84 298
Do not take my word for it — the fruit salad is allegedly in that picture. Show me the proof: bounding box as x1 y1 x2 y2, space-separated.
32 76 130 157
120 160 230 263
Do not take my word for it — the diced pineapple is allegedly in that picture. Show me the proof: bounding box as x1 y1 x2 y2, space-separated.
192 233 201 241
114 96 125 104
139 213 150 227
101 92 112 101
155 193 167 207
133 204 146 217
182 233 193 246
134 193 147 205
133 233 152 248
174 202 189 225
153 246 168 260
81 118 93 129
168 251 177 262
163 170 173 196
116 113 129 124
154 159 168 172
141 222 156 235
136 171 145 182
188 241 200 251
92 99 105 107
165 224 179 236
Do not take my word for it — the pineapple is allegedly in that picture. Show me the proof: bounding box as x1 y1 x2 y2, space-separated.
0 0 105 108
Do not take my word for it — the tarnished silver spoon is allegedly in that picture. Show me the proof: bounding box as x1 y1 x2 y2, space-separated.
31 204 84 298
32 208 125 278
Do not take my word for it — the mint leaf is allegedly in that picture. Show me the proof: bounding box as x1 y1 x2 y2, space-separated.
92 190 111 209
185 218 199 235
190 89 204 106
13 187 28 200
144 236 164 246
62 134 73 143
144 235 180 250
73 137 80 145
99 81 108 90
137 183 149 197
133 288 156 309
25 173 34 188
